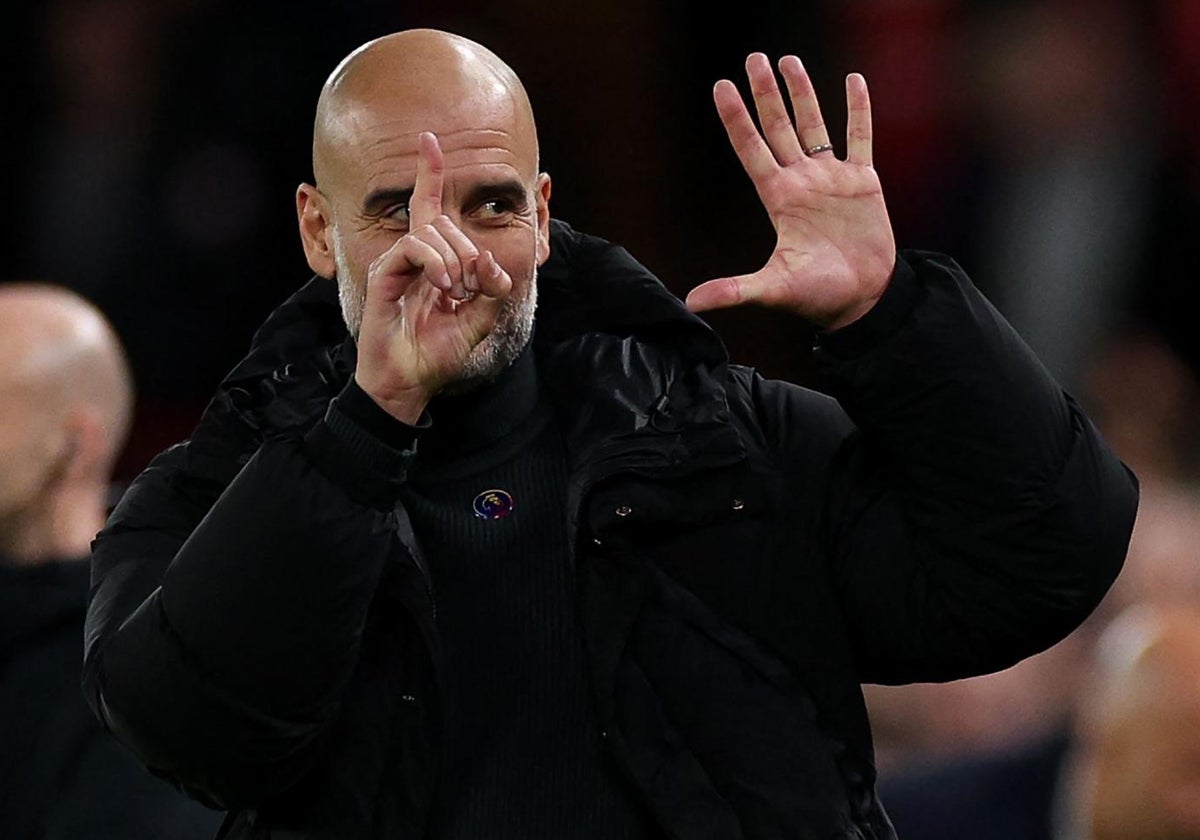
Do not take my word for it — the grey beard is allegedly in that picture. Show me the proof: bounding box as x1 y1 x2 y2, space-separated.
443 276 537 394
331 230 537 392
333 232 367 339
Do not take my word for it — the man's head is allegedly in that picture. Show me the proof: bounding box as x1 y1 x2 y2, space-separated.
1065 603 1200 839
295 29 551 386
0 285 133 564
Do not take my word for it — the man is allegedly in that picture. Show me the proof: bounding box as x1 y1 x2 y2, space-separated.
82 28 1138 839
0 284 222 839
1062 602 1200 839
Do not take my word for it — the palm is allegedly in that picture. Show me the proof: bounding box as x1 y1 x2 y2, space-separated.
372 285 478 389
687 54 897 330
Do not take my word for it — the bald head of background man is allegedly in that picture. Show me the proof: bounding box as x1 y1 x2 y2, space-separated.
1062 603 1200 839
0 284 133 565
295 28 551 387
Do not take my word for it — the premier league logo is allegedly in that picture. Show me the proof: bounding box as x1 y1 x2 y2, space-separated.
472 489 515 520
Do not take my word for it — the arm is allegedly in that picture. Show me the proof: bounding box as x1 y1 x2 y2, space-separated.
83 420 404 808
696 54 1137 682
754 252 1135 683
84 130 519 809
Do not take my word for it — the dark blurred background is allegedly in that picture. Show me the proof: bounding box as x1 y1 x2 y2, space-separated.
4 0 1199 488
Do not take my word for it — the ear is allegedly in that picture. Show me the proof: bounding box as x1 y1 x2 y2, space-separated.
296 183 336 279
534 172 552 266
62 408 109 483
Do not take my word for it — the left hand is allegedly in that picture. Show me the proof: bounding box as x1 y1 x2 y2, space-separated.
685 53 897 330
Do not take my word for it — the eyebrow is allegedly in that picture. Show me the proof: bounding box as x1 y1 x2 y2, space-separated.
360 178 529 217
461 179 529 209
362 187 414 217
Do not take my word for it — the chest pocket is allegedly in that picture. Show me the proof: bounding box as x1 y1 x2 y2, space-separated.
587 465 795 639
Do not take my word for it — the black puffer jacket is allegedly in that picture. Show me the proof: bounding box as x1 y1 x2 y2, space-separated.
83 221 1137 839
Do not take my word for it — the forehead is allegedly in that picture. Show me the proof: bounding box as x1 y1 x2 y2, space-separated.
326 95 536 202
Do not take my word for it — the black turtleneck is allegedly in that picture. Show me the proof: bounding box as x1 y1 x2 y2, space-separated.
333 347 656 839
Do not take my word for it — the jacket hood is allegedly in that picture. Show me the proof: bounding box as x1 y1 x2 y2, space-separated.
184 219 736 484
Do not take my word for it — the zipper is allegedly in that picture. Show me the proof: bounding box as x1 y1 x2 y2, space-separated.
392 502 436 621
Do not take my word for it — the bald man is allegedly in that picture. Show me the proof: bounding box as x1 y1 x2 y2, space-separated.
0 284 222 839
0 285 131 561
83 29 1137 840
1059 604 1200 839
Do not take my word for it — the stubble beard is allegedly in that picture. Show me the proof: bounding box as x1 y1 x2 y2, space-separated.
332 229 537 394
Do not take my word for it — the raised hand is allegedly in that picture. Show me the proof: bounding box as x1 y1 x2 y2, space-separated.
354 132 513 423
685 54 897 330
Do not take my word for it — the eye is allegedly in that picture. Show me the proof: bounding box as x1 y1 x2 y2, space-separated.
476 198 515 219
383 202 411 225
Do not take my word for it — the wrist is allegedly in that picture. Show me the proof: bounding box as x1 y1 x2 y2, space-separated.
354 373 431 425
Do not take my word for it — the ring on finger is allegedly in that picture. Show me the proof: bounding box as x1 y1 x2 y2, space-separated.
804 142 834 156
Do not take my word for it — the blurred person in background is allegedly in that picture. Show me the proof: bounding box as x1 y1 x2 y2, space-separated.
6 0 364 477
0 283 222 839
1057 602 1200 839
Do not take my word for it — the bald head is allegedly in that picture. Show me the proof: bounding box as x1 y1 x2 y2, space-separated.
312 29 539 191
0 284 133 561
1072 604 1200 838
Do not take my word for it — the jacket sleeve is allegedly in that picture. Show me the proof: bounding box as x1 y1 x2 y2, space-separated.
756 250 1138 685
82 391 418 809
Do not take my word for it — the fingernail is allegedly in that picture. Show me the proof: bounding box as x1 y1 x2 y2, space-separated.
440 272 452 290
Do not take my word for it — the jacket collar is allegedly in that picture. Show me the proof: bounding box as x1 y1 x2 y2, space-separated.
195 219 743 481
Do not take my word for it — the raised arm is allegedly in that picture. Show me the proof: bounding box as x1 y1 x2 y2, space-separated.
703 54 1138 682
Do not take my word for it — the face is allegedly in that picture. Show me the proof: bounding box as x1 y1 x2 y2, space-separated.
0 395 69 557
303 87 551 388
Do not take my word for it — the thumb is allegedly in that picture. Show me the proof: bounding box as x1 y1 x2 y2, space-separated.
685 274 758 313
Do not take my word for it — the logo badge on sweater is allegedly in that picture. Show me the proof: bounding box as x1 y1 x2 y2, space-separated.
473 489 515 520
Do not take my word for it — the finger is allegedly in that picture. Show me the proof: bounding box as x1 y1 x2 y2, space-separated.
430 215 481 299
449 251 510 339
685 274 755 313
845 73 873 167
409 223 464 293
409 131 444 229
778 55 833 157
370 235 452 299
473 249 513 299
713 79 779 183
745 52 804 166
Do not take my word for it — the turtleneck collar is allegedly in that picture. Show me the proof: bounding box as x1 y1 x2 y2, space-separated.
413 342 544 471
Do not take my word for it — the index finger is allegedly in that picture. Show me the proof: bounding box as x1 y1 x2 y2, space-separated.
409 131 444 228
714 78 779 184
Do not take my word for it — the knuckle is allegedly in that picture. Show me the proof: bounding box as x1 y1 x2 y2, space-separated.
766 113 793 133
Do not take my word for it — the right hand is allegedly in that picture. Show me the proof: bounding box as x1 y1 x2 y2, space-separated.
354 131 513 423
